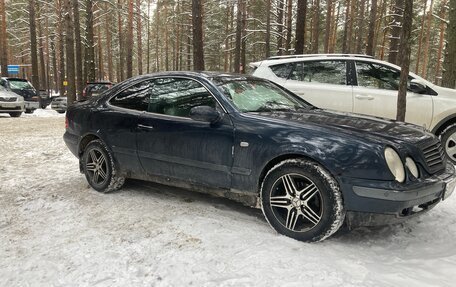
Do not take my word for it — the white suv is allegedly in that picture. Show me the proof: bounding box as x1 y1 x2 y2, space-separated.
251 54 456 163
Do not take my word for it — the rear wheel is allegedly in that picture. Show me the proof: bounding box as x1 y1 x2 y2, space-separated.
260 159 345 242
25 109 34 114
82 140 125 192
440 124 456 164
9 112 22 118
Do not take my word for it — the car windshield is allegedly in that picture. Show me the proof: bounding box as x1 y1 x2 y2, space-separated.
9 80 33 90
215 78 311 112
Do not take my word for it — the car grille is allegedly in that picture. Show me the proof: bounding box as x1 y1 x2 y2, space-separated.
0 97 16 102
422 140 445 173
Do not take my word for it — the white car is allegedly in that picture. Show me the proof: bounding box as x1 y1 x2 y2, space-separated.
0 85 24 117
251 54 456 163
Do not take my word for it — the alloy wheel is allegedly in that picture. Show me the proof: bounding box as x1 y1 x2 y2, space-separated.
445 132 456 163
85 148 108 185
269 173 323 232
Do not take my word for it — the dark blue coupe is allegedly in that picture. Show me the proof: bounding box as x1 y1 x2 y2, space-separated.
64 72 456 242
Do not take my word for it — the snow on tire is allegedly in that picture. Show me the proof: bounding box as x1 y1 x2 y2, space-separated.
260 159 345 242
82 139 125 193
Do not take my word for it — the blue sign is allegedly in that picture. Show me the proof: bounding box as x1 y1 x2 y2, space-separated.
7 65 19 75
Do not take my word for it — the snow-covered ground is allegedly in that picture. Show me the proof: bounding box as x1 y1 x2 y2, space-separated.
1 110 456 287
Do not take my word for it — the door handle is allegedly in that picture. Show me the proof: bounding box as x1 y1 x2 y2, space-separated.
137 124 154 130
355 94 374 100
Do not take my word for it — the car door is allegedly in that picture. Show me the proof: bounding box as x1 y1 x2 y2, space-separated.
136 77 234 189
352 61 433 128
282 60 353 112
95 79 152 175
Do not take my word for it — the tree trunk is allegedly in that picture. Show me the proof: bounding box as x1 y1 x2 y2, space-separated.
442 0 456 88
234 0 242 73
277 0 285 55
136 0 143 75
396 0 413 122
312 0 320 53
420 0 434 77
366 0 378 56
29 0 40 91
356 0 366 53
86 0 96 82
342 0 350 53
64 0 76 104
285 0 293 54
295 0 307 55
73 0 83 98
192 0 205 70
241 0 246 72
106 3 113 82
118 0 125 80
414 0 427 73
56 0 65 96
324 0 332 53
388 0 404 65
38 6 47 92
126 0 134 77
435 0 448 85
265 0 271 57
0 0 8 77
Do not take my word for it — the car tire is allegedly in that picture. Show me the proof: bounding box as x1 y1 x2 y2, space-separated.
82 139 125 193
260 159 345 242
57 111 65 114
9 112 22 118
440 124 456 164
25 109 34 114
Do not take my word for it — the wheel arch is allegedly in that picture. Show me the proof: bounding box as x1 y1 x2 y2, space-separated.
258 153 339 194
431 114 456 136
78 133 101 157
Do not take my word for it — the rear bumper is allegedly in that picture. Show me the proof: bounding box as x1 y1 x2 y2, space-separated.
25 101 39 110
340 163 455 227
63 131 79 157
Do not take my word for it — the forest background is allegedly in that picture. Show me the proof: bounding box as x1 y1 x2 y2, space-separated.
0 0 455 103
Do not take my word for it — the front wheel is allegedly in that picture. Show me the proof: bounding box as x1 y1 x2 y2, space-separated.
82 139 125 192
440 124 456 164
9 112 22 118
260 159 345 242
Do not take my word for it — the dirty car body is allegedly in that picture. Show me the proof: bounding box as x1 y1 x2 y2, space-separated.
64 72 455 242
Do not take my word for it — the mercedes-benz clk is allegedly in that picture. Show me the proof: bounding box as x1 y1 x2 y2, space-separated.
64 72 456 242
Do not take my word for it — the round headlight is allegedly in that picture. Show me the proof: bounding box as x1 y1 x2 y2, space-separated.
384 147 405 183
405 157 419 178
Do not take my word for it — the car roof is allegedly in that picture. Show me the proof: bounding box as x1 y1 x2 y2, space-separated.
86 81 113 85
250 53 376 67
1 77 29 82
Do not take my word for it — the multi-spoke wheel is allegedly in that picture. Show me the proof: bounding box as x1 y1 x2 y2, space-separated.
441 124 456 164
82 139 125 192
261 159 345 242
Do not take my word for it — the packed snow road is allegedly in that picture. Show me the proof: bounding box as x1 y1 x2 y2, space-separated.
1 110 456 286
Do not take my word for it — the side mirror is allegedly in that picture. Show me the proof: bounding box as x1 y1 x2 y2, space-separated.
409 79 427 94
189 106 221 123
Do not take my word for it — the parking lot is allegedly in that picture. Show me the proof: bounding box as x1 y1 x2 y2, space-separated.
1 111 456 286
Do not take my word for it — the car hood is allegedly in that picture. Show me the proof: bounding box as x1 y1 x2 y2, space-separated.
250 109 435 146
0 90 21 99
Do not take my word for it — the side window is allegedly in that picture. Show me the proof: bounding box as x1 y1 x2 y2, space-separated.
109 80 152 111
290 61 346 85
356 62 410 91
148 78 216 118
270 63 293 79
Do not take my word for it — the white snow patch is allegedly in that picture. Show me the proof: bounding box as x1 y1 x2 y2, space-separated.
1 116 456 286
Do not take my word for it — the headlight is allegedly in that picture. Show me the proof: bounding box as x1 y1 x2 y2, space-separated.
405 157 419 178
384 147 405 183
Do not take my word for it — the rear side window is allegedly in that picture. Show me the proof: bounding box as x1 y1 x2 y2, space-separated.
148 78 216 118
270 63 293 79
289 60 347 85
109 80 152 111
355 61 412 91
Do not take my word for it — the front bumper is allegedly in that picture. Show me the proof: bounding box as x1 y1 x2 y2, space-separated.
0 101 25 113
340 163 455 227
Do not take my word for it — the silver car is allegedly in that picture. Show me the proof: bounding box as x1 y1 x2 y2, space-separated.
51 96 67 113
0 85 24 117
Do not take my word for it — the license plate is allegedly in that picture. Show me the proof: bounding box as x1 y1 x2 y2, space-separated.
443 177 456 200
